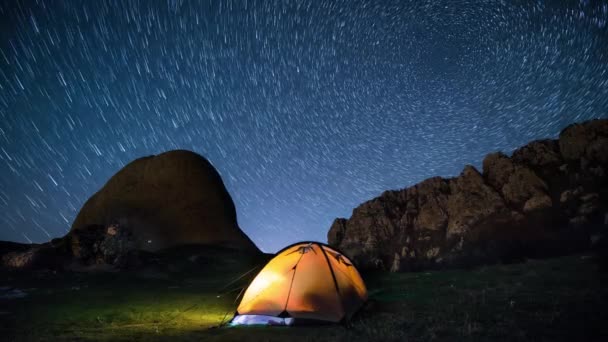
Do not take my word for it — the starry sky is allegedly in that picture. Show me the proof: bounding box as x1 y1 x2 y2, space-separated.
0 0 607 252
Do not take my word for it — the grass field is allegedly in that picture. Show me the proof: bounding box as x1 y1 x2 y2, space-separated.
1 250 607 341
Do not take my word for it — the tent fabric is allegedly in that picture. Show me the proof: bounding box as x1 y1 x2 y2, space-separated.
233 241 367 324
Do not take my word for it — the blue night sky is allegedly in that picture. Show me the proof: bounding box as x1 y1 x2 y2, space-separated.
1 0 607 252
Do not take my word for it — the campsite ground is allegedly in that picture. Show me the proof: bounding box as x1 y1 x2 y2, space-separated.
1 249 607 341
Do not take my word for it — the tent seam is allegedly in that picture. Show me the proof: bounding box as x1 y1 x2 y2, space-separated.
318 243 345 321
282 251 305 315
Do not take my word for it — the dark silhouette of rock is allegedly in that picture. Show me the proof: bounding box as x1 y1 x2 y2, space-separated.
1 238 71 270
1 150 261 271
71 150 259 253
0 241 31 256
1 222 263 272
329 119 608 271
69 223 139 268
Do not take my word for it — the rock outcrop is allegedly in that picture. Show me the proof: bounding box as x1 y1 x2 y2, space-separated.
1 222 261 272
69 223 139 268
2 150 261 271
71 150 259 253
328 119 608 271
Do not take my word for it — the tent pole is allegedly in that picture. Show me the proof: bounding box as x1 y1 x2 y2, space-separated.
318 243 345 320
281 252 305 316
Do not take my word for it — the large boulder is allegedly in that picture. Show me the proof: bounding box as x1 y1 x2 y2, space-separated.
71 150 259 253
69 223 139 268
445 166 508 240
329 119 608 271
482 152 551 211
559 119 608 162
1 238 71 270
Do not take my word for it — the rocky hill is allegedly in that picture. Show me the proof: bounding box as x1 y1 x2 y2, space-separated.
2 150 259 271
71 150 258 253
328 119 608 271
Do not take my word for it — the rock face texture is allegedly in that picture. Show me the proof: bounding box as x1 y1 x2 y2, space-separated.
71 150 259 253
1 221 264 272
328 119 608 271
69 223 139 268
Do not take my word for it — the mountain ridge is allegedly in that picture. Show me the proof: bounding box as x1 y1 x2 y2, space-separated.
328 118 608 271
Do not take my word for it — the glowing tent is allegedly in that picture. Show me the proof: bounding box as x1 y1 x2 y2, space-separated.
231 241 367 326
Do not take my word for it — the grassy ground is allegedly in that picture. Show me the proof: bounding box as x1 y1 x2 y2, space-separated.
1 252 607 341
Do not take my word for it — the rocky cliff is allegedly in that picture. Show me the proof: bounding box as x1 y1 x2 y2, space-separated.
328 119 608 271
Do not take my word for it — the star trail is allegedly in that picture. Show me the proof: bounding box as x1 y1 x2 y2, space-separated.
1 0 607 252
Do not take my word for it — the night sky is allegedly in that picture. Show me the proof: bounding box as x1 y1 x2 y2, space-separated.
0 1 607 252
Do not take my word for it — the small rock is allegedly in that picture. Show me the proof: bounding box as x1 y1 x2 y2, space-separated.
372 258 384 269
106 225 118 236
578 202 598 216
2 249 36 269
581 157 590 170
569 216 588 227
426 247 440 259
188 255 199 263
523 195 552 213
390 253 401 272
562 187 587 204
589 166 605 177
580 193 599 202
560 190 572 204
0 288 27 299
590 235 603 246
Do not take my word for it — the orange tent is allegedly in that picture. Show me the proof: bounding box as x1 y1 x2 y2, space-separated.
231 241 367 325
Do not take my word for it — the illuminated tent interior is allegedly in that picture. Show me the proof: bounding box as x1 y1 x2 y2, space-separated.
231 241 368 326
